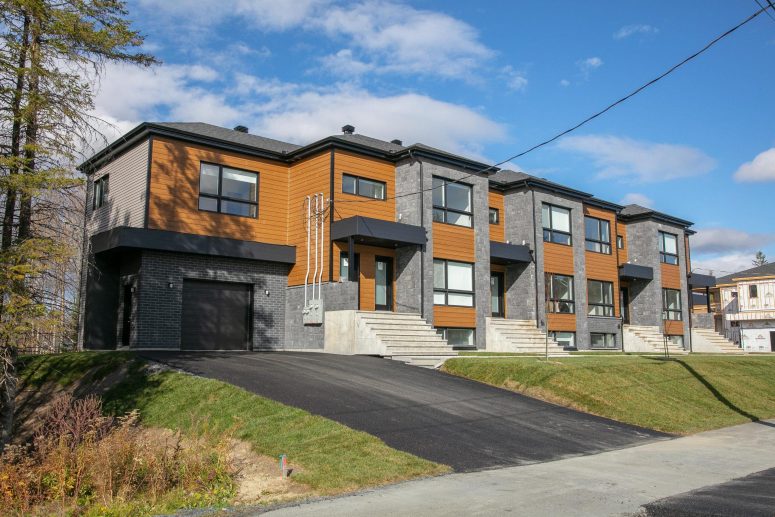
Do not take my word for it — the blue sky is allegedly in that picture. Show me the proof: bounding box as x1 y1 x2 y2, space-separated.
93 0 775 275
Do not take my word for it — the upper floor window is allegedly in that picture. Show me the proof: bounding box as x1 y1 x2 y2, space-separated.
658 231 679 265
588 280 614 317
489 207 500 224
546 273 575 313
433 259 474 306
662 288 682 321
617 235 624 249
342 174 386 200
542 204 571 245
585 216 611 254
199 162 258 218
749 285 758 298
93 175 108 210
432 177 472 228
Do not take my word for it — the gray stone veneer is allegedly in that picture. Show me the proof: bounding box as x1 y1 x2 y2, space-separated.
284 280 358 349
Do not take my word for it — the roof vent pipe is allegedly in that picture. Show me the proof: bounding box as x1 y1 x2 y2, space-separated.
342 124 355 134
233 125 248 133
391 139 402 145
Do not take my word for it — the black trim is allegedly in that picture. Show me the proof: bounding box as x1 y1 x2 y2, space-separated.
619 263 654 281
342 173 387 200
329 149 334 283
584 215 612 255
587 279 615 317
545 273 575 314
542 203 572 246
331 216 426 247
490 241 532 265
658 231 679 265
198 161 259 219
433 258 475 307
662 288 683 321
91 227 296 264
432 176 474 228
489 207 500 224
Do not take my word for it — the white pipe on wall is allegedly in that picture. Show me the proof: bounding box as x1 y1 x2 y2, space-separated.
312 194 319 300
304 195 311 307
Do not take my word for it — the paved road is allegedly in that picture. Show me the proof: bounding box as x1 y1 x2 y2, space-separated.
141 351 663 471
262 419 775 516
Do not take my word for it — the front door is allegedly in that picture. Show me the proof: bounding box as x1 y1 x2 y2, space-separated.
374 256 393 311
490 272 505 317
121 285 133 347
620 287 630 324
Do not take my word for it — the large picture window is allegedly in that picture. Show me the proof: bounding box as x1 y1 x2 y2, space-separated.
588 280 614 317
590 333 617 349
659 231 679 265
342 174 386 200
542 204 572 245
662 288 682 321
546 273 575 313
93 175 108 210
433 259 474 306
432 177 472 228
199 162 258 218
585 216 611 254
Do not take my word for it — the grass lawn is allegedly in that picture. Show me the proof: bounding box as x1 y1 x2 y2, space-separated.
442 354 775 434
18 353 448 495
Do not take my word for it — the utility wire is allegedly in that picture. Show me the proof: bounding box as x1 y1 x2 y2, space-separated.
334 5 770 207
753 0 775 23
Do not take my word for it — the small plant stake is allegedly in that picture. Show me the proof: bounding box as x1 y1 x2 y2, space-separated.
279 453 288 478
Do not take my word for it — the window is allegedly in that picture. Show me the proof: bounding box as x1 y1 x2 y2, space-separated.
339 252 359 282
93 175 108 210
666 335 684 348
658 231 679 265
489 207 500 224
342 174 386 200
749 285 758 298
662 288 682 321
585 216 611 254
550 331 575 349
199 162 258 218
546 273 575 313
438 328 475 347
617 235 624 249
432 177 472 227
590 333 617 349
588 280 614 317
542 204 572 245
433 259 474 306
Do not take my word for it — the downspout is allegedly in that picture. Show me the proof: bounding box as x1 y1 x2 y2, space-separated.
531 189 540 329
614 214 624 352
408 150 425 319
686 232 693 353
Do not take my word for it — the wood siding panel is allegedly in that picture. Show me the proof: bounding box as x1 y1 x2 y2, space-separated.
543 242 574 275
664 320 684 335
434 306 476 328
617 222 628 264
488 190 505 242
433 223 475 262
661 263 681 289
148 138 288 244
333 150 395 222
584 205 620 317
332 243 396 311
287 152 331 286
548 313 576 331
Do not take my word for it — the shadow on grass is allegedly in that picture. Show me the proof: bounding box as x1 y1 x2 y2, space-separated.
101 360 164 416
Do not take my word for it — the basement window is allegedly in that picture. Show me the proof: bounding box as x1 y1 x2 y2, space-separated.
550 331 575 349
93 175 108 210
590 333 617 349
199 162 258 218
666 335 684 348
438 328 475 348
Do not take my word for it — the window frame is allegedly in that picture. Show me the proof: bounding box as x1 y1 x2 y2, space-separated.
93 175 109 210
658 231 679 265
587 279 615 317
617 235 624 249
584 216 611 254
339 251 361 282
489 207 500 224
550 331 576 349
432 176 473 228
341 173 387 200
198 162 259 219
433 258 475 307
590 332 617 349
542 203 572 246
749 285 758 298
437 327 476 348
546 273 575 314
662 288 683 321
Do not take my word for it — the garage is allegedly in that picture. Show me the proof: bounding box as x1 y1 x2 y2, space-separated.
181 279 252 350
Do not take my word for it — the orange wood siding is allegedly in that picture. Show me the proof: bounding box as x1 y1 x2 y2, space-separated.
584 205 620 317
543 242 574 275
661 263 681 289
147 137 288 244
488 190 505 242
332 242 395 311
617 222 628 264
434 306 476 327
548 313 576 332
333 150 396 222
433 222 475 262
664 320 684 335
287 152 331 286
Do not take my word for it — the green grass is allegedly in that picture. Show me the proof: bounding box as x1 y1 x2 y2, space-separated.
18 353 449 495
442 355 775 434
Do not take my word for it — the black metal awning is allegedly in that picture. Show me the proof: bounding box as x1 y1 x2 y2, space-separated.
331 216 426 247
490 241 532 265
688 273 716 288
619 263 654 281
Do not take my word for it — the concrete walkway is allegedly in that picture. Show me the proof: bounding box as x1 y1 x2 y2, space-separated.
263 419 775 516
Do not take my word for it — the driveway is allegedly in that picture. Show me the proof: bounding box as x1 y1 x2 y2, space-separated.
140 351 665 471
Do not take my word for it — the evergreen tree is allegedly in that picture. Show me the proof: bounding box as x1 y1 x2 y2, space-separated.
753 251 767 267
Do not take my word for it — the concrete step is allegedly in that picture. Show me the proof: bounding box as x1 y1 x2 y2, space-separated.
374 331 444 338
367 324 436 331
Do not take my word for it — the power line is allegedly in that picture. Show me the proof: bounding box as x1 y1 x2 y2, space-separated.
334 4 770 207
753 0 775 23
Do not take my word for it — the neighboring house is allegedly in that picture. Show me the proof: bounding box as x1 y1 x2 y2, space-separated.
77 122 704 356
712 264 775 352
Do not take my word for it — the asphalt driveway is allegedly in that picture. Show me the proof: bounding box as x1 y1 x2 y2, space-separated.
140 351 666 471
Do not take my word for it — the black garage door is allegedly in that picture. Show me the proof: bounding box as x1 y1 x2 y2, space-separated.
181 280 252 350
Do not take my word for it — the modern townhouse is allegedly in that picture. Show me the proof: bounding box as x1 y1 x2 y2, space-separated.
78 122 719 362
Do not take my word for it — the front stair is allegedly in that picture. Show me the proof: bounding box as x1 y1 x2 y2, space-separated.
691 328 745 354
623 325 687 354
486 318 569 355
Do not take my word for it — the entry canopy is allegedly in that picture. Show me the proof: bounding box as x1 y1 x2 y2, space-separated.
688 273 716 288
619 263 654 281
490 241 532 265
331 216 426 247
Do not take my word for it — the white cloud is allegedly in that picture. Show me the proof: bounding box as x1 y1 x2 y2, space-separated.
559 79 570 87
499 66 528 92
733 148 775 182
576 56 603 79
613 24 659 40
691 253 756 276
691 227 775 255
557 134 716 182
620 193 653 207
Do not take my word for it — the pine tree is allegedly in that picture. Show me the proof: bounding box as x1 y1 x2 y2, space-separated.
753 251 768 267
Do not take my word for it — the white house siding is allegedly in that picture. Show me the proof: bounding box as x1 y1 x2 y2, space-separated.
86 139 150 235
740 321 775 352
